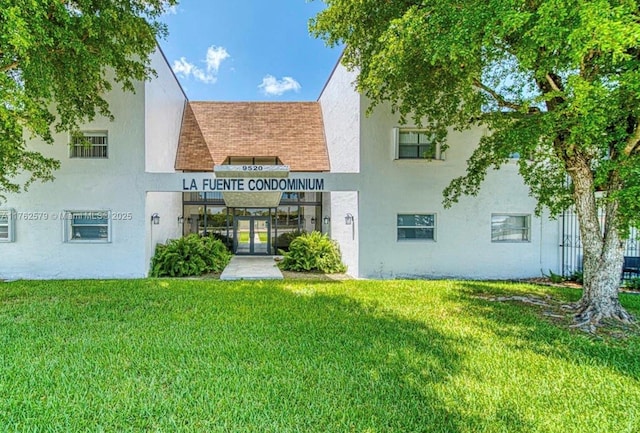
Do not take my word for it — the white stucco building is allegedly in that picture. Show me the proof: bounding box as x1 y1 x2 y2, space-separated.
0 48 562 280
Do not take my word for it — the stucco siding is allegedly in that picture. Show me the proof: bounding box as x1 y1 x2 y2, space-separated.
356 101 560 279
1 81 148 279
145 48 187 173
318 62 360 275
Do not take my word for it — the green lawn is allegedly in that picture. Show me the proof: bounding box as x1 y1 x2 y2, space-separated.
1 279 640 432
238 231 269 243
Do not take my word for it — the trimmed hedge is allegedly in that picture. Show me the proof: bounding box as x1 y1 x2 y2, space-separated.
150 234 232 277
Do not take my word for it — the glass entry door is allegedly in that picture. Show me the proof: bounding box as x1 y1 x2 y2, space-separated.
234 216 271 255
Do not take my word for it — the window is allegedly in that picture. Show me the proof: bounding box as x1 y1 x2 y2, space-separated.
64 211 111 242
491 214 530 242
70 131 108 158
397 214 436 241
394 129 443 160
0 209 15 242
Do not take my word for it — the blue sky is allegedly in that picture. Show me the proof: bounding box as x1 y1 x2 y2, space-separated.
158 1 343 102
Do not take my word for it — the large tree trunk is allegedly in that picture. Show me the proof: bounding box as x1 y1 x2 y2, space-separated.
568 156 633 325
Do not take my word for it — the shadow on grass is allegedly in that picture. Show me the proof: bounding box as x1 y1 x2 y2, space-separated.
0 279 471 432
454 281 640 380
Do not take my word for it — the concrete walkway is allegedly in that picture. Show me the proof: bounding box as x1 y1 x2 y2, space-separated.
220 256 283 281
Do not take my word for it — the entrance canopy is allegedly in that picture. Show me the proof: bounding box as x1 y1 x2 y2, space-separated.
214 164 289 208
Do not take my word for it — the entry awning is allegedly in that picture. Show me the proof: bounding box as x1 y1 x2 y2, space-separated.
214 165 290 208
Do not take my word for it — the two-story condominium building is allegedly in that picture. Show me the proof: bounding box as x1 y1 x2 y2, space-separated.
0 48 561 280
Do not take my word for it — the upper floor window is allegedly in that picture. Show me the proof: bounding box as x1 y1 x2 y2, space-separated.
394 128 443 160
491 214 531 242
0 209 15 242
70 131 108 159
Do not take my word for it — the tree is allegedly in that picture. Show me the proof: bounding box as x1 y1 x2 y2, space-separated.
0 0 177 196
311 0 640 325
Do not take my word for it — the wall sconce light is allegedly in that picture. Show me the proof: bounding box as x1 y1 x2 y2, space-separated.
177 216 184 224
311 217 316 225
345 213 354 225
151 213 160 225
323 216 330 225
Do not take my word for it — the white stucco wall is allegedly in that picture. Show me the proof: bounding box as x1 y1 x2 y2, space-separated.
145 47 186 173
143 47 188 271
356 101 560 279
0 48 187 280
318 61 360 276
1 80 148 279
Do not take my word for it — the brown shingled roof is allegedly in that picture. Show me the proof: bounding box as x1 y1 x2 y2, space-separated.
175 101 330 172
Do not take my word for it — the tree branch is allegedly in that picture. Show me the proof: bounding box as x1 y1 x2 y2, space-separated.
545 73 562 92
624 119 640 156
1 61 19 73
473 79 540 113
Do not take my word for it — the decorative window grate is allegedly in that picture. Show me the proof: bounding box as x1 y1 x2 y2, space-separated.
70 132 108 158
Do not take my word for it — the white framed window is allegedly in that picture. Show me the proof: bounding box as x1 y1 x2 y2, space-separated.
491 214 531 242
63 211 111 243
397 214 436 241
0 209 15 242
393 128 444 160
70 131 108 158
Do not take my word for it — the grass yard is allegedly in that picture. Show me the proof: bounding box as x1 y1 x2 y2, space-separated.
1 279 640 432
238 232 269 243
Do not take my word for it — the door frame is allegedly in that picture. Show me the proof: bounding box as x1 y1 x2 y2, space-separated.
233 216 271 255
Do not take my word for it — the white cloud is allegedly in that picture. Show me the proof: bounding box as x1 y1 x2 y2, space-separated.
258 75 301 96
206 46 230 73
172 57 194 76
172 47 229 85
163 5 178 15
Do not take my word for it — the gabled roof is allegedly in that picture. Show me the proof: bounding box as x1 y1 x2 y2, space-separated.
175 101 330 172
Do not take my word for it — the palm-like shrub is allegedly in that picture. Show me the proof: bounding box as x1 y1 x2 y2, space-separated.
279 231 346 273
150 234 232 277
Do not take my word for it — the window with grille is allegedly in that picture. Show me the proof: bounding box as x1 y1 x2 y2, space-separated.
70 132 108 158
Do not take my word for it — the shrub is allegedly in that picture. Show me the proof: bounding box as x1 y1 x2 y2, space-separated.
150 234 232 277
546 269 564 284
625 277 640 291
279 231 346 273
567 270 584 284
276 229 305 250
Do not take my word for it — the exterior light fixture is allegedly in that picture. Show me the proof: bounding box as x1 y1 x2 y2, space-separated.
323 216 330 225
177 216 184 224
311 217 316 225
345 213 354 225
151 213 160 225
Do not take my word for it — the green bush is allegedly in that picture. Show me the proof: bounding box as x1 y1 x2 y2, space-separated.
276 229 305 250
568 270 584 284
150 234 232 277
625 277 640 291
279 231 346 273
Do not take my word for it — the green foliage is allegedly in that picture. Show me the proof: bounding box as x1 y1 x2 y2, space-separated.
279 231 346 273
311 0 640 312
0 0 177 199
150 234 232 277
625 278 640 291
311 0 640 224
276 229 305 249
546 270 565 284
568 270 584 285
